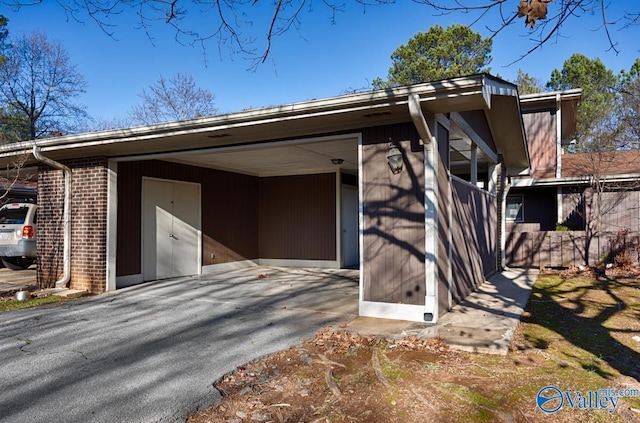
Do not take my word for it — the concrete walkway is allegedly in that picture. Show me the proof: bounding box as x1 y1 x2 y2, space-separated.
345 268 538 355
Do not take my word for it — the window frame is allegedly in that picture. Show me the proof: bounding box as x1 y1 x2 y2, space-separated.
505 194 524 223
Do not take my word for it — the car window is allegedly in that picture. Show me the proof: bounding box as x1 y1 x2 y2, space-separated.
33 209 37 224
0 207 28 224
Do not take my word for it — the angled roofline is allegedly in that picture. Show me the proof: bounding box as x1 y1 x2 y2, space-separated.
0 74 528 175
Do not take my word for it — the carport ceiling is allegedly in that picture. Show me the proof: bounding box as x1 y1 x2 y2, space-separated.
165 137 359 177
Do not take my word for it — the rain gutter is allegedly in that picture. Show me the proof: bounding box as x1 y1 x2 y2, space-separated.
33 146 71 289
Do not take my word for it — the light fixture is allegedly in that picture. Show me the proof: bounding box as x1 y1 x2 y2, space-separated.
331 158 344 165
387 138 403 174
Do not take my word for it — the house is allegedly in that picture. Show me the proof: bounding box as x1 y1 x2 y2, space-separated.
505 89 640 267
0 74 529 323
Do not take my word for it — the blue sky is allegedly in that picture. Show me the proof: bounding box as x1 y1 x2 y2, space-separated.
2 2 639 123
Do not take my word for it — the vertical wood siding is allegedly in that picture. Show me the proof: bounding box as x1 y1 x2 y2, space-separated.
361 124 426 305
505 231 640 267
117 160 259 276
436 123 451 312
507 188 640 267
258 173 336 260
507 186 557 232
523 110 556 178
450 177 497 304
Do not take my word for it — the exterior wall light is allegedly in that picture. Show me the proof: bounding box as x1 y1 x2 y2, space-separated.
387 139 403 174
331 158 344 165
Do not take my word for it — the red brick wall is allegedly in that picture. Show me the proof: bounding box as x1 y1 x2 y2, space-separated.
37 157 108 293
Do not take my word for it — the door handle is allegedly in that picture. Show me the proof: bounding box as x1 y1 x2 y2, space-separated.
169 233 178 240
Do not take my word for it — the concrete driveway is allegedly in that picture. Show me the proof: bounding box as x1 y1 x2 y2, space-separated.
0 266 359 423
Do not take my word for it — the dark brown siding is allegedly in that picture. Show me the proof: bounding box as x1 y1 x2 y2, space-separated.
450 177 497 305
523 110 556 179
436 123 451 313
258 173 336 260
117 160 259 276
456 110 496 152
361 123 425 305
506 186 557 232
505 231 640 267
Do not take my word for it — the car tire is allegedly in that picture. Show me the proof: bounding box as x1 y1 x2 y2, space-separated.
1 257 35 270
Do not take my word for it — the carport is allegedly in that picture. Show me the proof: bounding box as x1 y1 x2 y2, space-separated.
0 74 529 324
112 133 360 288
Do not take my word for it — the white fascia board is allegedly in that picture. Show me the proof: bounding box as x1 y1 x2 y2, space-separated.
511 173 640 187
0 75 493 158
519 88 582 103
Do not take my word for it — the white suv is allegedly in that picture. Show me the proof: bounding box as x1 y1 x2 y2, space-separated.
0 201 37 270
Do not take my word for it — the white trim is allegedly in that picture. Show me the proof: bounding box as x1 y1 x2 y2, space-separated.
202 260 258 275
451 174 497 198
111 133 359 163
450 112 499 164
447 167 454 312
505 194 524 223
257 259 340 269
105 160 118 292
116 274 143 288
335 170 342 267
0 75 508 158
424 120 439 323
357 134 365 316
557 186 563 224
359 301 428 323
556 93 562 179
470 143 478 185
512 173 640 187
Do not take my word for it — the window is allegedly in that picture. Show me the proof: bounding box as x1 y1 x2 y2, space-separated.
0 206 28 224
506 195 524 222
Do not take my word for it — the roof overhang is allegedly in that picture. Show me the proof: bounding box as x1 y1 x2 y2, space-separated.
520 89 582 143
0 74 528 177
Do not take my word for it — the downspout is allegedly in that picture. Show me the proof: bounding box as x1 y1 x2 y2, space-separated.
33 146 71 289
408 93 439 323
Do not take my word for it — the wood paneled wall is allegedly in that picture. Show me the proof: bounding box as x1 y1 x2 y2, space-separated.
116 160 259 276
450 177 497 305
258 173 336 260
523 110 557 179
361 124 426 305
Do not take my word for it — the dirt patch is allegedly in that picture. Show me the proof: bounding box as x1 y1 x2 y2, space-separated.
186 271 640 422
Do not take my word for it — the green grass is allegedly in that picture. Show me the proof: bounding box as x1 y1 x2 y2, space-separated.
0 295 68 312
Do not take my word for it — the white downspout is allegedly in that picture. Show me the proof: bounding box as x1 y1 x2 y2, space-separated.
408 93 439 323
33 146 71 289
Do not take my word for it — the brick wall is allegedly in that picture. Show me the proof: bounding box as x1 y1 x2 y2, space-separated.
37 157 108 293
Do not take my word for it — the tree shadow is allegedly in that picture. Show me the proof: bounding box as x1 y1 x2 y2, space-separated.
523 273 639 381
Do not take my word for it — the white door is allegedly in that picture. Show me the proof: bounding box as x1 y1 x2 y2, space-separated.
341 185 359 267
142 178 201 281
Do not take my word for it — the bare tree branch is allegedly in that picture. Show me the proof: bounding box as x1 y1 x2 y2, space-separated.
1 0 637 68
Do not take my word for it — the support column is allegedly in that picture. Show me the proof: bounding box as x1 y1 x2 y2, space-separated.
470 143 478 186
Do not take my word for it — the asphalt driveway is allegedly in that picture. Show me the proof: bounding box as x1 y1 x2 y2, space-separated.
0 266 359 423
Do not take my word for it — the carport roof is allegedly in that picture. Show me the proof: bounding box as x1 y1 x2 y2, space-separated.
0 74 528 174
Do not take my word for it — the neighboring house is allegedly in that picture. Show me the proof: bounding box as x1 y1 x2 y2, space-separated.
506 89 640 267
0 74 529 323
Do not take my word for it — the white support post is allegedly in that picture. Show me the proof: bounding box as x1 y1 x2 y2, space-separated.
470 143 478 186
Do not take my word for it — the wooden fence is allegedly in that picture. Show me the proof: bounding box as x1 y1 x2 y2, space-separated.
505 230 640 268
